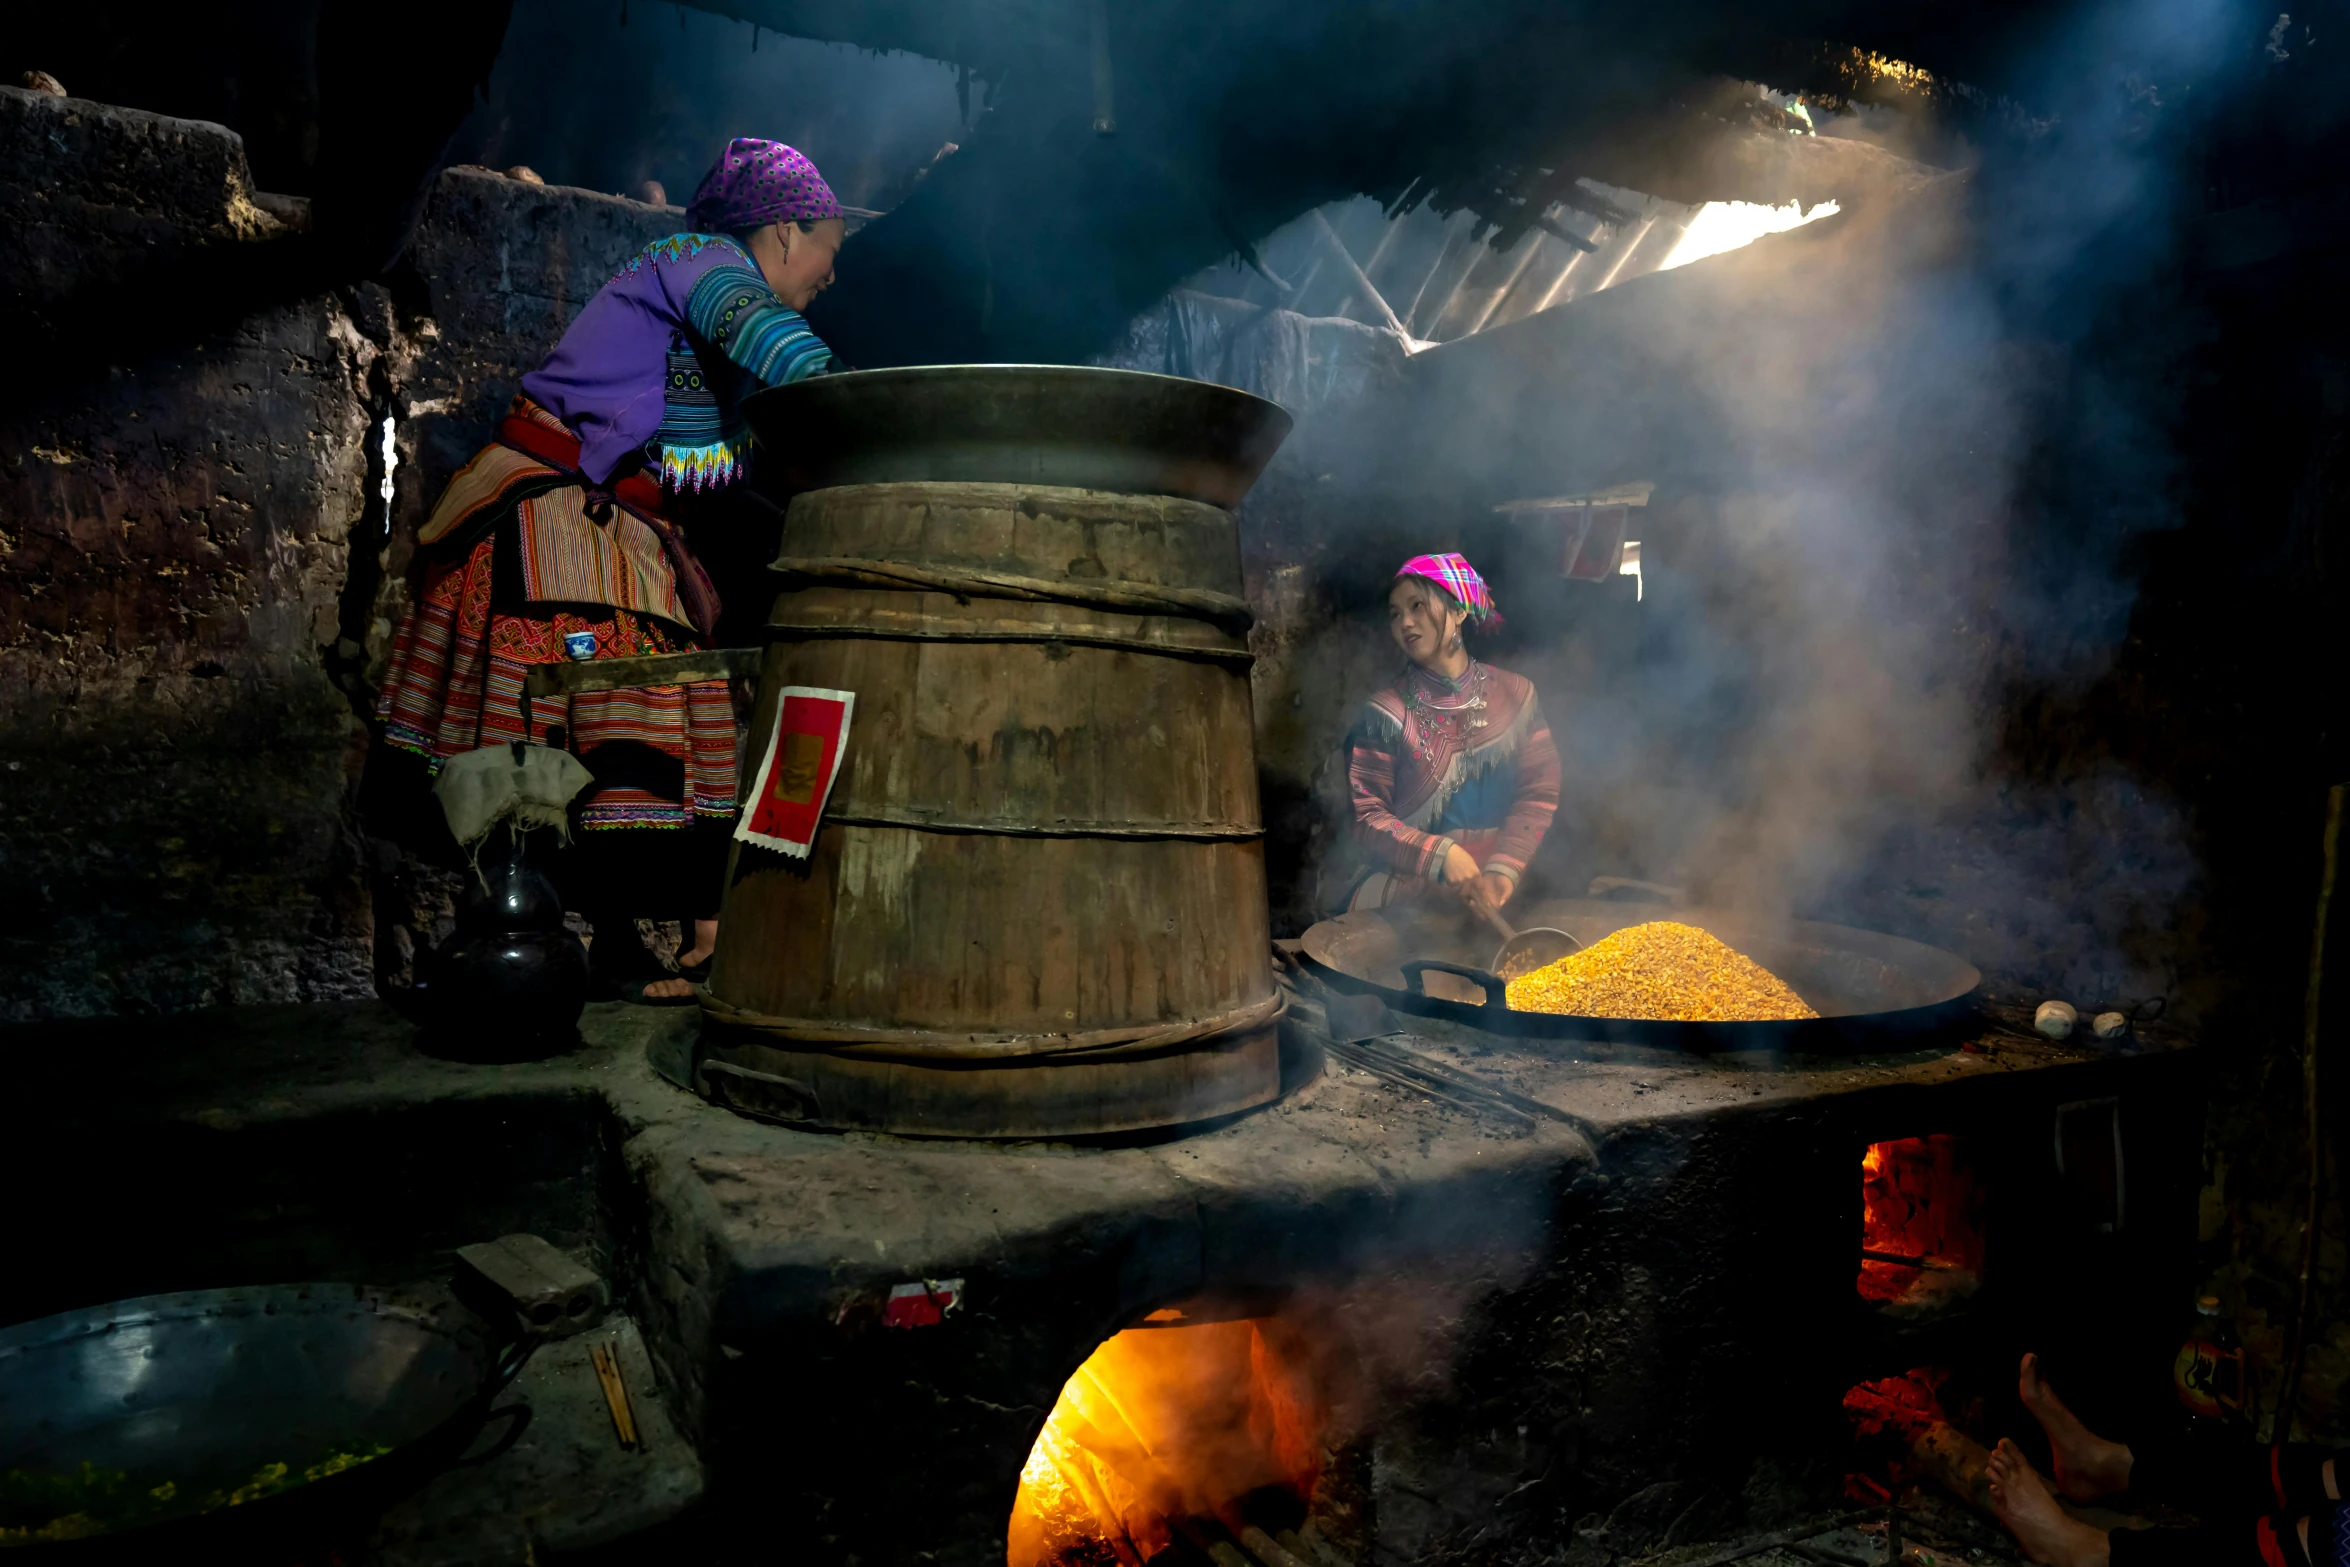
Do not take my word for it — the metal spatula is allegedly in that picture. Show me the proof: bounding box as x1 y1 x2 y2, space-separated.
1463 892 1582 982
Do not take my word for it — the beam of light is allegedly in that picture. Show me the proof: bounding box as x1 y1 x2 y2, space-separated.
377 415 398 538
1656 198 1841 274
378 415 397 506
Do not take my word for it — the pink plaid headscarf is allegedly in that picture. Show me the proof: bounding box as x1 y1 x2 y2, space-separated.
1396 553 1503 628
685 138 844 233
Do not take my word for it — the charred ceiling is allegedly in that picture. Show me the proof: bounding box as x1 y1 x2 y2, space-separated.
7 0 2344 365
793 0 2073 365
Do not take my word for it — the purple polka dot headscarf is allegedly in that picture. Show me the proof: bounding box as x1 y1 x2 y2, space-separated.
685 138 844 233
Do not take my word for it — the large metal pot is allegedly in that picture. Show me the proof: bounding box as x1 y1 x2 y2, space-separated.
0 1284 528 1559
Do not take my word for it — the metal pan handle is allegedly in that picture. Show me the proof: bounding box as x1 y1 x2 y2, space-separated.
489 1335 541 1394
1399 959 1510 1010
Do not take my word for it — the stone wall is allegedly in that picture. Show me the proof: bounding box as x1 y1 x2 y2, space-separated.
0 88 684 1021
0 85 381 1020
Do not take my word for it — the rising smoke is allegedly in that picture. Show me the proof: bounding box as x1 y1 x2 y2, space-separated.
1259 0 2272 1012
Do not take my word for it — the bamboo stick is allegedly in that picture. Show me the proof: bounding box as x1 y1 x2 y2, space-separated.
589 1341 641 1449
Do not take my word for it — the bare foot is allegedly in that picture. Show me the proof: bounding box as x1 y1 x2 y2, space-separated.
1988 1439 2110 1567
2019 1353 2133 1502
641 976 697 999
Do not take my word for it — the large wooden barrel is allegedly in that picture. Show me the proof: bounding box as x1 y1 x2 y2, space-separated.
700 367 1294 1138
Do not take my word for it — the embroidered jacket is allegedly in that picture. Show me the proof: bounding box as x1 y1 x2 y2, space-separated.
1347 662 1561 882
518 233 833 489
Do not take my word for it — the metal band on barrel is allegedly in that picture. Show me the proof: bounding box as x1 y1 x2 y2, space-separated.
817 808 1262 840
769 556 1255 633
697 990 1286 1061
763 620 1256 667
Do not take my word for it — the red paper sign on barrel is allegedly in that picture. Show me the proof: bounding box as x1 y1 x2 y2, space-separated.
737 686 854 858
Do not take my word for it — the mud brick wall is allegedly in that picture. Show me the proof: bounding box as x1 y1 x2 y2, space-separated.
0 84 383 1019
0 88 680 1021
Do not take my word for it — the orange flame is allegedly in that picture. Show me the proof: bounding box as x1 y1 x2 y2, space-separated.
1008 1317 1325 1567
1858 1136 1986 1305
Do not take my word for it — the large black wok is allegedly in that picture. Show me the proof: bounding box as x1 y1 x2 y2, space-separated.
0 1283 527 1558
1299 897 1982 1054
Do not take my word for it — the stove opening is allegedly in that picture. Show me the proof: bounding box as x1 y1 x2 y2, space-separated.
1010 1308 1328 1567
1858 1135 1986 1315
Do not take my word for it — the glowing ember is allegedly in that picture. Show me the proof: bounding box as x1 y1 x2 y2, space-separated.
1008 1317 1323 1567
1844 1367 1949 1445
1858 1136 1985 1310
1658 198 1842 273
1843 1367 1963 1502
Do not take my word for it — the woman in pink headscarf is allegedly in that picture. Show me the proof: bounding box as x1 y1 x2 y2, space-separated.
375 139 846 1001
1343 554 1562 912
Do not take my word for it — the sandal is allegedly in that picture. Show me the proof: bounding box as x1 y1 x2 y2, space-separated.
589 934 699 1008
589 971 701 1007
674 950 716 987
622 976 701 1007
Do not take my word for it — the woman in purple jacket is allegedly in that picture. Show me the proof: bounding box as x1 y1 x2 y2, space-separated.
377 138 842 1001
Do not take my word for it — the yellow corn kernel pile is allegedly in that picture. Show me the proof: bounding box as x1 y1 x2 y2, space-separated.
1504 920 1819 1021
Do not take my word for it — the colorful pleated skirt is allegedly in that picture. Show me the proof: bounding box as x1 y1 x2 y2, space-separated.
374 402 738 832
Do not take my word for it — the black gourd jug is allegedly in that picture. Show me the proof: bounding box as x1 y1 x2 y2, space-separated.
427 829 588 1056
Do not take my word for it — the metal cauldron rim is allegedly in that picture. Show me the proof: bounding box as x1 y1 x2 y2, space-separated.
786 361 1289 403
740 363 1297 509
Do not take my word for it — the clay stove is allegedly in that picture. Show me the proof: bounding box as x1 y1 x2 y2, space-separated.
7 972 2197 1567
966 970 2198 1567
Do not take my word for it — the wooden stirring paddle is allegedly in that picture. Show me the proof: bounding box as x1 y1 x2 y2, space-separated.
1461 887 1582 983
